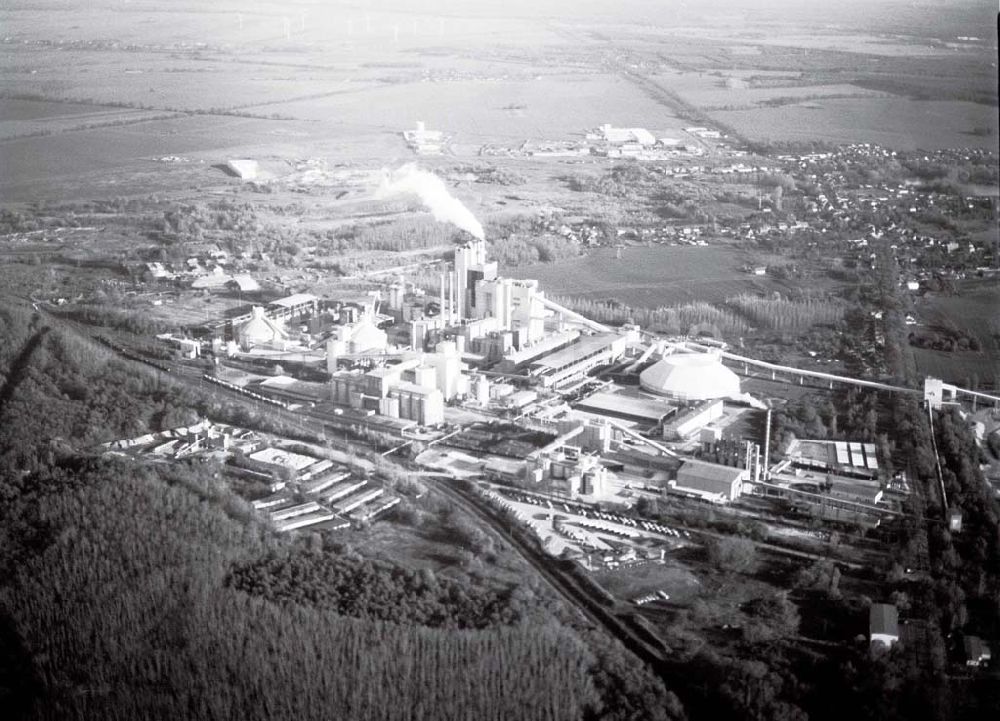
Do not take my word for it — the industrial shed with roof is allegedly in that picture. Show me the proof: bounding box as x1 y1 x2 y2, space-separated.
668 460 745 503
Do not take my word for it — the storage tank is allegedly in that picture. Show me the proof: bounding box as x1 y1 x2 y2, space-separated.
639 352 739 401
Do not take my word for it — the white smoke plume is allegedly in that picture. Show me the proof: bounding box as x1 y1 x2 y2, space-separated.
375 163 485 240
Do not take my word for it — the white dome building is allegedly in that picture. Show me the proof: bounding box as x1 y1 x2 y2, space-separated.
344 319 388 355
330 318 389 356
237 306 289 350
639 352 740 401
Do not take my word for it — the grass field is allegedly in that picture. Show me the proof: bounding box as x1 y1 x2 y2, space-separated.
353 514 534 591
911 281 1000 388
509 245 789 307
592 560 702 604
0 115 294 194
251 73 688 142
0 98 104 122
711 97 998 151
652 71 887 110
2 0 995 206
0 102 180 141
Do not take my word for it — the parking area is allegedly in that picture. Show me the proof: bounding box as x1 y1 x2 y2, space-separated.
478 482 691 562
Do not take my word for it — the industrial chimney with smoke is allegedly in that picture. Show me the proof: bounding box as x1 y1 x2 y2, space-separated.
375 164 485 240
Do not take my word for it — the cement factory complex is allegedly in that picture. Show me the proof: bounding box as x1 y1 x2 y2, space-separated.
108 230 1000 569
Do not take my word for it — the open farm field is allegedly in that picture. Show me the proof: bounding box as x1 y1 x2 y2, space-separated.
509 246 790 308
669 30 966 57
911 282 1000 388
0 112 407 202
3 49 367 114
0 115 286 189
1 1 567 51
912 350 999 390
711 97 998 151
249 73 686 142
653 73 889 111
0 98 102 122
0 99 179 141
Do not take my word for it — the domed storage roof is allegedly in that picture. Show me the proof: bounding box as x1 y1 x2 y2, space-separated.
238 307 288 346
347 319 387 353
639 352 740 401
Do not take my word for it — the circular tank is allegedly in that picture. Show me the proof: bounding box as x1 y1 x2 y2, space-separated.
639 352 740 401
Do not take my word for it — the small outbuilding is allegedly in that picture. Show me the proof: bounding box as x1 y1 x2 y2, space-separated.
869 603 899 648
964 636 992 667
225 159 259 180
227 274 260 293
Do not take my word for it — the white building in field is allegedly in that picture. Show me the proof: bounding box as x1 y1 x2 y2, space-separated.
594 124 656 146
226 158 259 180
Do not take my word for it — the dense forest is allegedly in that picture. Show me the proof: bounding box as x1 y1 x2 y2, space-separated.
0 300 680 721
0 458 602 721
227 549 537 629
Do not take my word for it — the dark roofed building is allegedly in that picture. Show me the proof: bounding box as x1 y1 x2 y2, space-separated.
869 603 899 648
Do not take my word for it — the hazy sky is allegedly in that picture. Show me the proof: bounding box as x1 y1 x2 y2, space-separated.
7 0 995 38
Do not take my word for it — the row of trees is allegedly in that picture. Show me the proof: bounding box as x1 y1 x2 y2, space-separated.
726 293 844 332
929 408 1000 639
551 291 853 338
548 295 750 337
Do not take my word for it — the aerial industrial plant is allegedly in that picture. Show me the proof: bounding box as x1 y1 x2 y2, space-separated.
4 3 998 719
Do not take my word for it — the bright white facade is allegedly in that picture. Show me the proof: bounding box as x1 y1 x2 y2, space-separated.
226 159 259 180
471 277 547 346
596 124 656 146
454 240 498 320
237 307 290 350
639 352 740 401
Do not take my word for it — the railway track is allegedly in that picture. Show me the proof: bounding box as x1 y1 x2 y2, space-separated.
32 299 692 697
430 476 672 668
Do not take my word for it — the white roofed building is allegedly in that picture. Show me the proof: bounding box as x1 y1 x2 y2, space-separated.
332 318 388 355
869 604 899 648
267 293 319 321
237 307 290 350
226 159 259 180
596 124 656 146
639 352 740 401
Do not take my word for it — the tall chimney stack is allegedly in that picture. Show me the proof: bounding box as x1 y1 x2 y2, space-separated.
762 407 772 481
439 274 446 324
448 271 455 324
